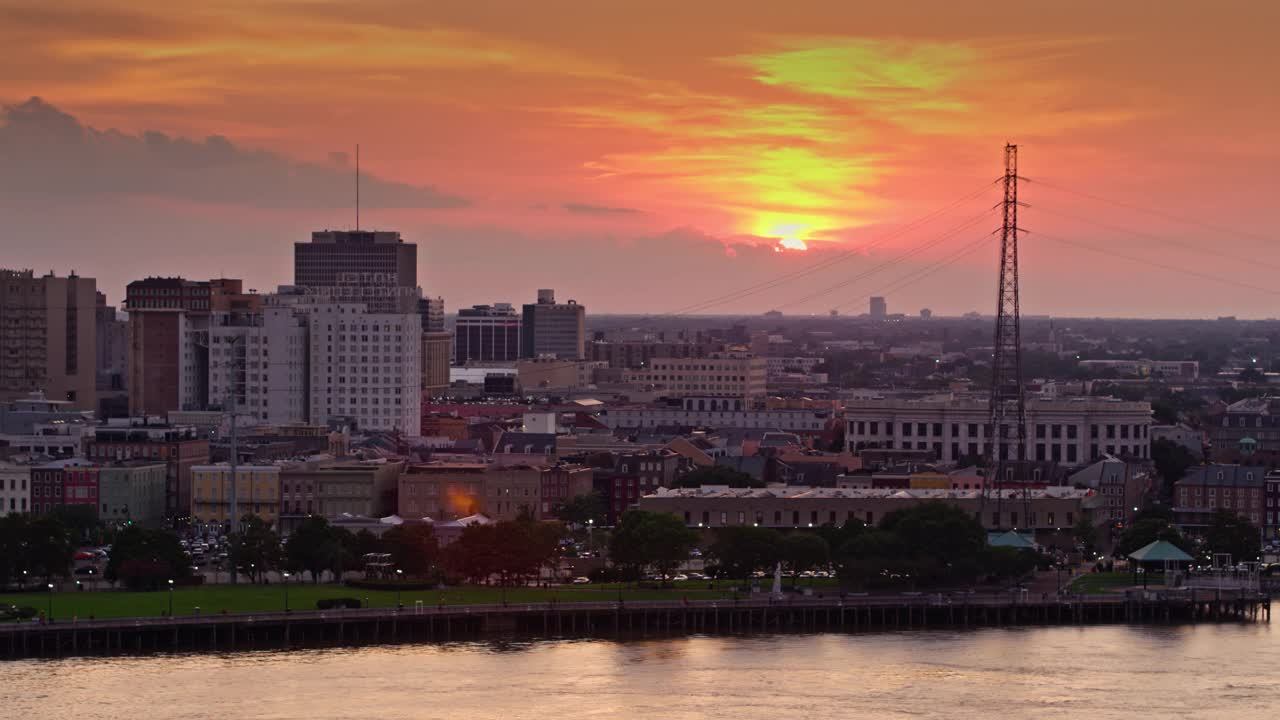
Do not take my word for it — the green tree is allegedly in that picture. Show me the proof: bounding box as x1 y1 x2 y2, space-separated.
674 465 764 488
1073 516 1099 555
1151 439 1197 498
25 515 75 582
707 525 783 583
1117 517 1188 557
381 524 440 578
1239 367 1266 384
781 532 830 586
1203 510 1261 562
878 502 988 586
554 492 605 527
284 516 342 583
443 523 500 584
609 510 699 584
0 514 71 586
105 525 190 590
227 516 282 583
833 529 905 590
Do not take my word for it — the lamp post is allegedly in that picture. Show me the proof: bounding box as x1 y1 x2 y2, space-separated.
395 569 403 610
283 572 291 611
46 583 54 621
167 579 174 616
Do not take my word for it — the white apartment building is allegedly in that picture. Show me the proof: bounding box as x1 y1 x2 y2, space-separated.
209 304 310 424
845 396 1153 465
299 299 421 436
622 354 767 404
0 462 31 515
208 292 422 436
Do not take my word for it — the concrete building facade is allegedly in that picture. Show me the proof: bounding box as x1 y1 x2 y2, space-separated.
190 464 282 528
84 420 209 521
0 461 31 515
620 354 768 405
0 269 97 410
521 289 585 360
294 230 419 314
640 486 1098 538
454 303 521 363
845 397 1153 465
98 462 167 527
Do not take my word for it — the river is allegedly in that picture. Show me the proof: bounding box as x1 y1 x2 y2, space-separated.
4 624 1276 719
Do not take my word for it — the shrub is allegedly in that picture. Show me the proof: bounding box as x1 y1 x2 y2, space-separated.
315 597 362 610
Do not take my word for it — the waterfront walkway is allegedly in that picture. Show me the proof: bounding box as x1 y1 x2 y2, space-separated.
1 589 1269 660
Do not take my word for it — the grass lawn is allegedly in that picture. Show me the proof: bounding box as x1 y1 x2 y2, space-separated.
0 581 755 621
1067 571 1138 595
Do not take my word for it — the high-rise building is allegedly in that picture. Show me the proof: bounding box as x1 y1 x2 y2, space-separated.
125 277 260 416
419 296 445 333
208 300 310 425
421 331 452 398
0 269 97 410
455 303 521 363
870 296 887 319
94 291 129 418
294 230 420 314
521 289 585 360
289 293 421 436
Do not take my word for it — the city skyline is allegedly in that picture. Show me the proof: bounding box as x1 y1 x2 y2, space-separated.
2 1 1278 318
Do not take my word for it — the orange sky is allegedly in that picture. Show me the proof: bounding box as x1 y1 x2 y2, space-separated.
2 0 1277 317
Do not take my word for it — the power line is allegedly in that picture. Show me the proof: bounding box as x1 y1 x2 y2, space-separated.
841 233 997 311
1031 203 1280 273
588 180 1000 329
1034 231 1280 297
767 210 994 312
664 182 999 316
1028 177 1273 244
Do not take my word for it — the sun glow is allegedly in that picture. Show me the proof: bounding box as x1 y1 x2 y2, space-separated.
777 236 808 250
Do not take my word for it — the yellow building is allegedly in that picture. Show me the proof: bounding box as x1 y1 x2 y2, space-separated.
190 464 282 528
908 471 951 490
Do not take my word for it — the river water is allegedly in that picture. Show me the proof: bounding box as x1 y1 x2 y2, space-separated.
5 624 1276 719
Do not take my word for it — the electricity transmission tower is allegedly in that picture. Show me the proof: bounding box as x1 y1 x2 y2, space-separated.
983 143 1028 529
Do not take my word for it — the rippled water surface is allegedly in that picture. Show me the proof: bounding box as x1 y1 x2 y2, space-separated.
5 625 1277 719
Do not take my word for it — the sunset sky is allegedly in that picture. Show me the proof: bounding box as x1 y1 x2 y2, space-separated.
2 1 1277 318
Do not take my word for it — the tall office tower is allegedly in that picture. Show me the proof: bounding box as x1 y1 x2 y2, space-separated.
126 277 259 416
521 289 586 360
869 296 887 320
455 303 521 363
0 269 97 410
294 230 420 314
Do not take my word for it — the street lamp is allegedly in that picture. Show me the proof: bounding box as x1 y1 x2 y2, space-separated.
395 569 403 610
46 583 54 621
283 572 291 611
168 579 174 616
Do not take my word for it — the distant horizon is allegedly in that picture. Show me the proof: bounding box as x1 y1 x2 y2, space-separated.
3 2 1277 318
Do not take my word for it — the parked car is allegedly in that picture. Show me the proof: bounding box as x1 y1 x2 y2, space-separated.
73 566 98 576
571 576 591 584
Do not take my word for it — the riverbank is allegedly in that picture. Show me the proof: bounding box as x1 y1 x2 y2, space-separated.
0 589 1269 660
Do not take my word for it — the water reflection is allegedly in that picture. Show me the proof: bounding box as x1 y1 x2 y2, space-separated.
5 625 1277 720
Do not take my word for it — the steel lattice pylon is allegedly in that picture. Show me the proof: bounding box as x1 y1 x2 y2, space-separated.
983 144 1028 528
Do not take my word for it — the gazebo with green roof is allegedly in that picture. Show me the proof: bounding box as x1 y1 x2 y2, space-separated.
1128 540 1194 588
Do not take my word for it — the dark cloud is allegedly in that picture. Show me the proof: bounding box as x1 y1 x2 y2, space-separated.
0 97 470 210
563 202 643 216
